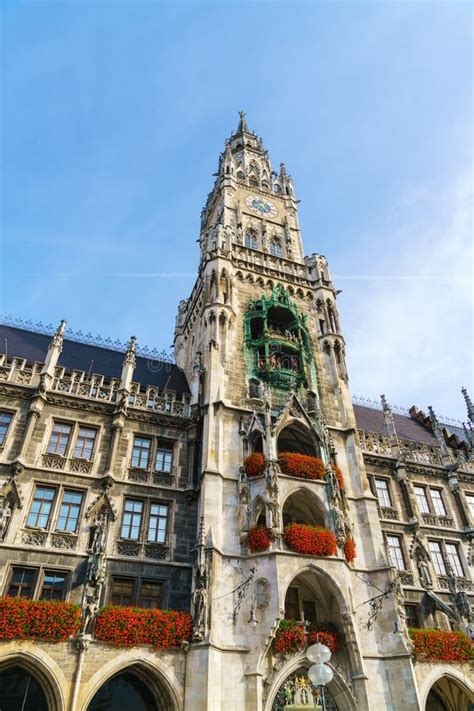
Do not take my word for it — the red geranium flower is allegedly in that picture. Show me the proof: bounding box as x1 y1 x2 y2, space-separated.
409 628 473 663
94 606 192 649
0 597 81 642
274 619 306 655
344 537 356 563
246 526 272 552
243 453 265 477
278 453 326 480
284 523 337 557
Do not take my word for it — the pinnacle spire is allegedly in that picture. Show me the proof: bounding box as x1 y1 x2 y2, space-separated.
461 387 474 424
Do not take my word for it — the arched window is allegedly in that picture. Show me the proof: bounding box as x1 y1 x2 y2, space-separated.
245 230 258 250
249 176 259 187
236 171 245 181
0 666 48 711
88 670 158 711
270 240 283 257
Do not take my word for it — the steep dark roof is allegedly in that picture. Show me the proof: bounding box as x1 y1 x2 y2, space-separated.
353 404 439 445
0 325 190 396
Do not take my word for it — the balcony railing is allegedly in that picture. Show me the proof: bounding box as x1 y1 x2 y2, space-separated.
421 513 454 528
116 540 169 560
21 529 78 551
42 453 93 474
379 506 399 521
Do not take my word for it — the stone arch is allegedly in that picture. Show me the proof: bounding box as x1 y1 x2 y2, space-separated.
0 649 66 711
80 654 183 711
277 419 319 457
420 667 474 711
282 486 328 528
253 495 266 526
281 563 350 621
263 653 357 711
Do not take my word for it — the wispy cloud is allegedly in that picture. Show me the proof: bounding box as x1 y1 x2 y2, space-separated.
341 173 473 420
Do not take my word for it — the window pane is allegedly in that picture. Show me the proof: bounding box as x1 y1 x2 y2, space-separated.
404 604 420 628
131 436 151 469
386 535 405 571
430 489 446 517
465 494 474 519
40 571 67 601
47 422 72 456
26 486 56 528
139 581 163 609
7 567 37 598
428 541 447 576
148 503 169 544
121 500 143 539
110 577 135 606
375 479 391 508
445 543 463 577
414 486 430 514
0 411 13 446
56 491 83 533
270 241 282 257
155 442 173 472
73 427 97 460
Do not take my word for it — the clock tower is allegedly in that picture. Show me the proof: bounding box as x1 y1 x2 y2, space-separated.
174 114 419 711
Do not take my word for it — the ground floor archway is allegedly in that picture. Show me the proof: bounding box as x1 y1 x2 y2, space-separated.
271 668 339 710
425 674 474 711
0 664 49 711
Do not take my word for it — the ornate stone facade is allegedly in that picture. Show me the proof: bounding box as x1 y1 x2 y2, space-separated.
0 115 472 710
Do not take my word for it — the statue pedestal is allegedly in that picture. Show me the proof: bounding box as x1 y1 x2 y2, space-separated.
284 706 322 710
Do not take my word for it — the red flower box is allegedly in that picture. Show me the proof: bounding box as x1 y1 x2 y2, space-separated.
243 453 265 477
278 453 326 480
344 537 356 563
95 606 192 649
284 523 337 557
246 525 272 552
0 597 81 642
334 466 346 491
307 625 341 653
409 628 473 663
274 619 306 655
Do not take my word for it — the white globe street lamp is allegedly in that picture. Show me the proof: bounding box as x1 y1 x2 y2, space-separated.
307 642 333 711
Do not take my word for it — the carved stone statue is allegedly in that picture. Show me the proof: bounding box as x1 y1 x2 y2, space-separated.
192 518 209 642
413 544 433 589
0 495 12 542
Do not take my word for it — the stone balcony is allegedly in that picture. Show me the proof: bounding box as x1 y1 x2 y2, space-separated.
421 513 455 528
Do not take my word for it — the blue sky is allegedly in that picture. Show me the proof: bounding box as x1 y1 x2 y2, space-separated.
1 1 472 420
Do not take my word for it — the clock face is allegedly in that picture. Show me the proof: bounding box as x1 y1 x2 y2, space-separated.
245 195 278 218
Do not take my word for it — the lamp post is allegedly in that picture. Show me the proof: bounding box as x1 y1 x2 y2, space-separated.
307 641 334 711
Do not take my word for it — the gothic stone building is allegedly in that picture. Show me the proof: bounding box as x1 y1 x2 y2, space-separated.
0 115 472 711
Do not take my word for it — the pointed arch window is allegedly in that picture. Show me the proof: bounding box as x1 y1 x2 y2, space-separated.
245 230 258 250
270 239 283 257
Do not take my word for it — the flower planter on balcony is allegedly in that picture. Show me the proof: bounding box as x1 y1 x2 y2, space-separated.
343 537 356 563
246 525 272 552
408 628 473 663
274 619 341 656
274 619 307 655
278 453 326 480
94 606 192 649
0 597 81 642
243 453 266 477
307 624 341 653
284 524 337 557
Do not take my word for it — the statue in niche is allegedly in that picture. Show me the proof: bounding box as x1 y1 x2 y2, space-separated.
413 544 433 589
0 495 12 542
238 468 251 532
